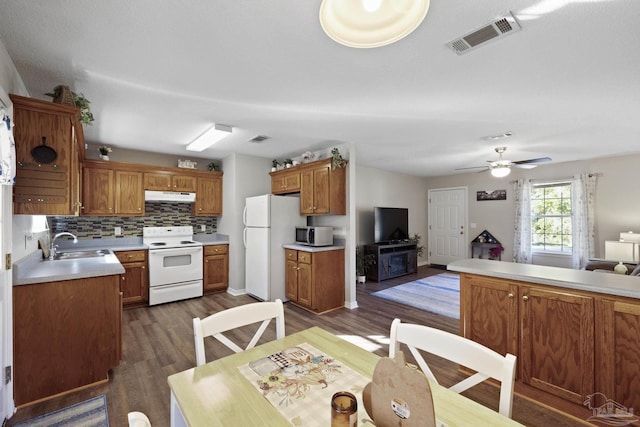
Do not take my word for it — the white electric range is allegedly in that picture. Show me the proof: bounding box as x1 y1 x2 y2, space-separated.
143 226 203 305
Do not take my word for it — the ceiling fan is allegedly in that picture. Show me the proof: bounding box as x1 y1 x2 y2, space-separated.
456 147 552 178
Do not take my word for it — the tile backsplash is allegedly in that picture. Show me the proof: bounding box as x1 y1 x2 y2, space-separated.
48 202 217 239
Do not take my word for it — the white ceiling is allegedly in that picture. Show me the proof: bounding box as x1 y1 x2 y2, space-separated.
0 0 638 177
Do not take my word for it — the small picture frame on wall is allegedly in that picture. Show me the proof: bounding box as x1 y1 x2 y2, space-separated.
477 190 507 201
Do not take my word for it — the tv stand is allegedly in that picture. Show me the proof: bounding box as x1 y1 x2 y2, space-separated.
365 242 418 282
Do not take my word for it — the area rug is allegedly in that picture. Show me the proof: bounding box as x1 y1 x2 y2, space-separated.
372 273 460 319
13 395 109 427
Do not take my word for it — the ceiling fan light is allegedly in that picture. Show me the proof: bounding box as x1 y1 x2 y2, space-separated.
319 0 430 48
491 166 511 178
186 124 232 152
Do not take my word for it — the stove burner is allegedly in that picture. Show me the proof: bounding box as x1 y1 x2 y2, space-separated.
181 240 196 245
150 242 167 247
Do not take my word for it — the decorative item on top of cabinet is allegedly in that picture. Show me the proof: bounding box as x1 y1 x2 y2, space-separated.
203 244 229 294
285 247 344 313
116 250 148 309
10 94 84 215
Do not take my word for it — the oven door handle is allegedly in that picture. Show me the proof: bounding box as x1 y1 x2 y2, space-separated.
149 247 202 257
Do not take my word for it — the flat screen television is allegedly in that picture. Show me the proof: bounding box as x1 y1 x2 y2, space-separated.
374 207 409 243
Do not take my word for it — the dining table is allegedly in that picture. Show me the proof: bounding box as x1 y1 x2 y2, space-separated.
168 326 523 426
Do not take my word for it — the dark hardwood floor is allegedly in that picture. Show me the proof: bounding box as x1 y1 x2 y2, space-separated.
7 266 593 426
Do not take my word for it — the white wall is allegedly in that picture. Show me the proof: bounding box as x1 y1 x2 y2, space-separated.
423 154 640 267
355 165 429 265
217 153 271 294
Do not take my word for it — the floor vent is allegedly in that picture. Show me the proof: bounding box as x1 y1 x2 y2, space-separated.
446 12 520 55
249 135 269 143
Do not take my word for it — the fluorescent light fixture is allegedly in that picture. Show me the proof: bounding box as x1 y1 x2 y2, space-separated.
491 166 511 178
319 0 430 48
186 124 232 152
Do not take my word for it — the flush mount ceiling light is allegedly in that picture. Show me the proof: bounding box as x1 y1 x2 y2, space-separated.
186 124 232 152
319 0 430 48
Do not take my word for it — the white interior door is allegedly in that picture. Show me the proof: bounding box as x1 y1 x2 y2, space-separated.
428 187 468 265
0 185 13 422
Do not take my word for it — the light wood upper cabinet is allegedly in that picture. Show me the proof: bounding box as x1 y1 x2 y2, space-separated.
82 162 144 216
195 174 222 216
115 170 144 215
271 158 346 215
271 169 301 194
144 172 196 192
84 160 223 217
82 167 115 215
11 94 84 215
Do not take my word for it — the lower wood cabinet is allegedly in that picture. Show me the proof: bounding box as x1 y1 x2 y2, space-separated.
460 272 632 411
115 250 148 308
285 248 344 313
203 244 229 294
596 298 640 412
13 276 121 406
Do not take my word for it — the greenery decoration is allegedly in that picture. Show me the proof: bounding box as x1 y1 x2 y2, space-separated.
356 246 376 276
208 161 221 171
45 85 95 125
98 146 112 155
408 233 424 258
331 148 346 170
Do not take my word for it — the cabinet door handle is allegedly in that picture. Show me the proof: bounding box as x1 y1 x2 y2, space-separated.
522 295 529 301
508 293 514 299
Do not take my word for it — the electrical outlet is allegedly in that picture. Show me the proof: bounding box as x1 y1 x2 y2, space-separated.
114 226 122 236
200 225 207 232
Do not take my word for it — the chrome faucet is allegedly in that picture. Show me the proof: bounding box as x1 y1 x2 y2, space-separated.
49 232 78 260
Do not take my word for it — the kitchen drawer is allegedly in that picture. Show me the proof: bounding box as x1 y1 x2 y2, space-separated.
298 251 312 264
286 249 298 262
116 250 146 263
204 244 228 256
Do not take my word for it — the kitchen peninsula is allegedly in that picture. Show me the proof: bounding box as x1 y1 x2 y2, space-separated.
448 258 640 416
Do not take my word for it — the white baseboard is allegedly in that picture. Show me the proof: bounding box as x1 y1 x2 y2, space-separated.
344 300 359 309
226 288 247 297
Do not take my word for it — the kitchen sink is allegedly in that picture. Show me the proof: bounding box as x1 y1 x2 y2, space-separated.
53 249 111 260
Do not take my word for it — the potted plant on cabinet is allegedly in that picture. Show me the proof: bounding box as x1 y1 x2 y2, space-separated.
356 246 376 283
45 85 95 125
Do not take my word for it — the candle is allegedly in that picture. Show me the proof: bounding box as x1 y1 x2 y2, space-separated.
331 391 357 427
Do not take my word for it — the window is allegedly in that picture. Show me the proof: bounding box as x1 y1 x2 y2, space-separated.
531 181 572 253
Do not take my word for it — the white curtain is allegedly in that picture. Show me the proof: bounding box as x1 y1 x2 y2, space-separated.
513 179 532 264
572 173 597 269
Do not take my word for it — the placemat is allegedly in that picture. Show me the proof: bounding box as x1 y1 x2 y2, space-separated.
238 342 370 426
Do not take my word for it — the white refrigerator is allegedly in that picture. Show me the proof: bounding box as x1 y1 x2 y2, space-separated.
243 194 305 301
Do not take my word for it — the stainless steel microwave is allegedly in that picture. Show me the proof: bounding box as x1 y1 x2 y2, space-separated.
295 226 333 247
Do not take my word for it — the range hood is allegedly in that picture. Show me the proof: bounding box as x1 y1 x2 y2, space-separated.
144 190 196 203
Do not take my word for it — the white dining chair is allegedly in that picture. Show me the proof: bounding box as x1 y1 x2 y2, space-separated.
127 411 152 427
389 318 517 418
193 299 285 366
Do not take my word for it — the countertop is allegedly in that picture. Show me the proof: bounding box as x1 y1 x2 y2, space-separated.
283 243 345 252
448 258 640 299
13 233 230 286
13 250 125 286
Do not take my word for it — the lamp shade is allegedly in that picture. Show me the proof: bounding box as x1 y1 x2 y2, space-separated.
319 0 430 48
186 124 232 152
490 166 511 178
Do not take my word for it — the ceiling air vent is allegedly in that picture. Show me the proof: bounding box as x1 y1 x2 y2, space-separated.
446 12 520 55
249 135 269 143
